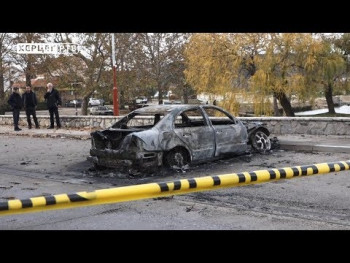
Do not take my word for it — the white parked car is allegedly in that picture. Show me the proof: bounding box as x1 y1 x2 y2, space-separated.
135 97 147 104
90 106 113 115
88 98 101 107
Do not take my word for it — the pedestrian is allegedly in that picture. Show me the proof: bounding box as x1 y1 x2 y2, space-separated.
23 85 40 129
7 86 23 131
44 83 62 129
213 100 217 106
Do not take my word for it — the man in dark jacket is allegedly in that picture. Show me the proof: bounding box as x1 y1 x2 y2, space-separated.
44 82 62 129
7 87 23 131
23 85 40 129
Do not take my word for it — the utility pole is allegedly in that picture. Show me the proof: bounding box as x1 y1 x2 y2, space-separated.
111 33 119 116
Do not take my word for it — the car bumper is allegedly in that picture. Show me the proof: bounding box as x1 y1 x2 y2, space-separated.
88 148 163 168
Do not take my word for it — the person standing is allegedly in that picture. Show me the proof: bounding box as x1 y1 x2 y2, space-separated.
44 82 62 129
7 87 23 131
23 85 40 129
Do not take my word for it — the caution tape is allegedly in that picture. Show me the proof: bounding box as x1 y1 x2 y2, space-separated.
1 160 349 216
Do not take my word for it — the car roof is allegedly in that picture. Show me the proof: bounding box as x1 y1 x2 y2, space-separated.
134 104 200 114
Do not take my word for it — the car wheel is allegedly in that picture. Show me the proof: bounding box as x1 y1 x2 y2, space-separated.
250 130 271 153
165 148 189 168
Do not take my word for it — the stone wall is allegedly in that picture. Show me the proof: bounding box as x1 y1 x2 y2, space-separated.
1 115 350 136
0 115 122 130
240 117 350 136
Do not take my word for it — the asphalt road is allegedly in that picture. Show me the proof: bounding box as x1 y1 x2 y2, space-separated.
0 135 349 229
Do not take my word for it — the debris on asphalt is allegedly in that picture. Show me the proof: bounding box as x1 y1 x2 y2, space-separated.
186 204 195 212
153 196 174 201
0 185 13 190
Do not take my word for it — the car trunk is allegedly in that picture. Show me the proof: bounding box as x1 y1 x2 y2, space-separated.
91 128 146 150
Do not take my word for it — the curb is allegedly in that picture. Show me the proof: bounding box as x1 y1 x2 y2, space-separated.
0 131 91 140
279 140 350 153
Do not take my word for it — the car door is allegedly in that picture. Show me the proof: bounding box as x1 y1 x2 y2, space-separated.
173 108 215 162
202 107 247 156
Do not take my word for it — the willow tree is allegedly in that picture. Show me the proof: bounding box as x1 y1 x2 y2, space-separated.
185 33 327 116
307 35 346 114
251 33 324 116
184 33 267 114
334 33 350 75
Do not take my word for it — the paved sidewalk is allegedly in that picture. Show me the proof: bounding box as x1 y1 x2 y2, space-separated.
0 125 92 140
275 134 350 153
1 125 350 153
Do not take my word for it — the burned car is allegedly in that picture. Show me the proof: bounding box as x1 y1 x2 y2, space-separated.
88 105 271 170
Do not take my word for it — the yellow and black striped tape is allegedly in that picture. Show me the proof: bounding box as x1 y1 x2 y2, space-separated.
1 160 349 216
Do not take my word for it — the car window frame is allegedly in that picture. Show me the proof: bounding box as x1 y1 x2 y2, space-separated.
201 106 237 126
173 106 209 129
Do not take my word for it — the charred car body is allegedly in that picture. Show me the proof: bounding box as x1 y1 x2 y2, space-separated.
88 105 271 170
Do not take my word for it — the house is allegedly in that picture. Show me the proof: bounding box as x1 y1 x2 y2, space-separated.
12 75 59 101
11 74 82 103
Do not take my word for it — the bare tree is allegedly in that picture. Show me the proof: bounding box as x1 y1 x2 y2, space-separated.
134 33 189 104
56 33 110 115
11 33 48 88
109 33 140 107
0 33 14 99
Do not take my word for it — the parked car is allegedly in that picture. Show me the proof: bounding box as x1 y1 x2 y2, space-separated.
135 97 147 104
88 98 101 107
128 103 150 112
65 99 82 107
90 106 113 115
162 100 182 105
88 105 271 170
99 99 105 106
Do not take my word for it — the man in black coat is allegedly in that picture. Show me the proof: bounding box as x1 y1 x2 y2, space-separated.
44 82 62 129
23 85 40 129
7 87 23 131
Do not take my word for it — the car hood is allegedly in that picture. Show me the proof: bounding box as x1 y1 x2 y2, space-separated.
243 121 264 130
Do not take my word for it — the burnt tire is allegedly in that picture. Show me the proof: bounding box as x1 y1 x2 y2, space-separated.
165 148 189 168
250 130 271 153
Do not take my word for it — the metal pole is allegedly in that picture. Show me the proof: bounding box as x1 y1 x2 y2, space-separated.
74 87 78 116
111 33 119 116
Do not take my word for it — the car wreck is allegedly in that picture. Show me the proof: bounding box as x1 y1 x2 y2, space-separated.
88 105 271 170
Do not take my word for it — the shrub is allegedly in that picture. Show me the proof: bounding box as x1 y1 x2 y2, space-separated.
36 101 47 110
